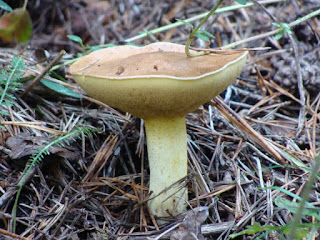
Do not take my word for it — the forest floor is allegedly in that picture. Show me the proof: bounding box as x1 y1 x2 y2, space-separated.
0 0 320 239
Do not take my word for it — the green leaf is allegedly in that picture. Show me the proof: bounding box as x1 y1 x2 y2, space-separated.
124 42 139 47
175 18 194 29
233 0 247 5
275 197 320 220
0 8 32 42
40 79 82 99
88 46 102 51
0 57 24 112
195 32 210 42
282 23 292 34
0 0 13 12
11 56 25 71
272 22 292 40
230 222 281 238
274 33 283 40
0 109 9 116
67 35 83 44
198 29 215 39
263 186 308 204
272 22 280 27
267 142 308 170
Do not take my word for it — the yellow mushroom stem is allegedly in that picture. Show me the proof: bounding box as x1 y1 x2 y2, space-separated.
144 116 188 218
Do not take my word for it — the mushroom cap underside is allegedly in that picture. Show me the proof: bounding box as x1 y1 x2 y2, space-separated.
70 42 247 119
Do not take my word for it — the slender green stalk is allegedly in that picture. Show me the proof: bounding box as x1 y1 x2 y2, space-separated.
0 65 17 106
185 0 224 57
289 152 320 239
222 7 320 49
125 0 286 43
22 0 28 10
289 8 320 28
0 57 24 117
11 187 23 234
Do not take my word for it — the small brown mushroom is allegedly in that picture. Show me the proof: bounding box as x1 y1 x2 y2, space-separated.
70 42 247 220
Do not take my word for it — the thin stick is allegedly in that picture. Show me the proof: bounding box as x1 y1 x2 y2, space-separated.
288 34 306 137
0 228 29 240
20 50 66 98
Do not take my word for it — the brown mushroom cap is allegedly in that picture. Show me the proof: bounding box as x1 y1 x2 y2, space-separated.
70 42 247 119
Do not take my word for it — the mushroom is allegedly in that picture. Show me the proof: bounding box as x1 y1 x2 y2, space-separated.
70 42 247 220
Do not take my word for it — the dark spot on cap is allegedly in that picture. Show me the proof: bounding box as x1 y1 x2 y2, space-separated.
116 66 125 75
